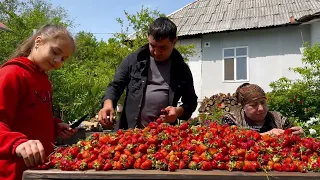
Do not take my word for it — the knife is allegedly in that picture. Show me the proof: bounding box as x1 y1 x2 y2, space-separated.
70 114 89 129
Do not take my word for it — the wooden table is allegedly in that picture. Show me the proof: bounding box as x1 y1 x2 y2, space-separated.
23 169 320 180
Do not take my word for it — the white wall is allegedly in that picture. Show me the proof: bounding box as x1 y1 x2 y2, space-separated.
311 22 320 45
200 25 310 98
177 38 202 117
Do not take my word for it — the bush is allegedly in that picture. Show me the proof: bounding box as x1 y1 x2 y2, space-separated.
267 43 320 123
296 115 320 138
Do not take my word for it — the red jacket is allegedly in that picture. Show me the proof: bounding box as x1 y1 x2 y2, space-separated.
0 57 62 180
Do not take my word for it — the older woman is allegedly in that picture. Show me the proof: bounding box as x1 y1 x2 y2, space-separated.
222 83 304 136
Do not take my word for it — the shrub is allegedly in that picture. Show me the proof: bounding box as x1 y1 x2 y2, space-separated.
267 43 320 123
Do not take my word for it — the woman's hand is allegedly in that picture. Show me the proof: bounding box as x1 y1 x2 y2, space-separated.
289 126 304 136
261 128 284 136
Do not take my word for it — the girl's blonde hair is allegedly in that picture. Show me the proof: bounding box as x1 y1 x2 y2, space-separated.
11 24 75 58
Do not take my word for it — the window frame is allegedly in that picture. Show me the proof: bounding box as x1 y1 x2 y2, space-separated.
222 46 249 82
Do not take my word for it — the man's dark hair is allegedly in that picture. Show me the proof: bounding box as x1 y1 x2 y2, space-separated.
148 17 177 41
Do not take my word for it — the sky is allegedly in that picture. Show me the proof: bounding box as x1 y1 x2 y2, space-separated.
50 0 195 41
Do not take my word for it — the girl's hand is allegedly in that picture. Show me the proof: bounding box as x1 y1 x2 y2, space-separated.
57 122 77 139
15 140 46 167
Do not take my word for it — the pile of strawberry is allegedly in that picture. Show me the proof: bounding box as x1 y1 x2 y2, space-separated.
43 119 320 173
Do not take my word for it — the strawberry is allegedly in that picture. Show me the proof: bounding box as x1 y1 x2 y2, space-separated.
237 148 246 157
103 162 113 171
284 129 292 135
93 159 103 171
273 163 282 171
168 161 177 171
243 161 256 172
148 122 158 129
298 162 308 173
155 118 163 125
179 122 189 130
178 160 186 169
196 143 208 155
134 158 142 169
112 161 123 170
289 164 298 172
68 146 80 158
141 159 153 170
188 161 198 170
201 161 213 171
211 160 218 169
74 160 87 171
217 162 226 170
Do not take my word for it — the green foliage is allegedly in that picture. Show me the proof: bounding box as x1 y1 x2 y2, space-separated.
267 43 320 123
0 0 72 63
0 1 196 123
294 116 320 139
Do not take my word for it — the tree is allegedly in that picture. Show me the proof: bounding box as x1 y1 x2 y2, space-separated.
0 0 72 63
0 2 196 123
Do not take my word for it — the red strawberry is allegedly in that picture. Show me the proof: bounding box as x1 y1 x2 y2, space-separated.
289 164 298 172
141 160 153 170
168 161 177 171
211 160 218 169
148 122 158 129
134 158 142 169
284 129 292 135
68 146 80 158
156 118 163 125
201 161 213 171
243 161 256 172
179 122 189 130
178 160 186 169
217 162 226 170
103 162 112 171
137 144 148 153
273 163 282 172
298 163 308 173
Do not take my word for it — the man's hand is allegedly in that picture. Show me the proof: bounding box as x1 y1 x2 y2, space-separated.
57 122 77 139
98 99 115 127
160 106 184 123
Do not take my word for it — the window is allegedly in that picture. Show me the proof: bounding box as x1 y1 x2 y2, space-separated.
223 47 248 81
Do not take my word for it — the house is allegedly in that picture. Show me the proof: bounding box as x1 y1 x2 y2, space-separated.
168 0 320 117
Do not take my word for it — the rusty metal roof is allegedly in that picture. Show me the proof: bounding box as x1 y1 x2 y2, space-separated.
168 0 320 36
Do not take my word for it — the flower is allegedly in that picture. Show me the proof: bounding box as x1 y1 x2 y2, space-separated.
309 128 317 135
305 117 320 127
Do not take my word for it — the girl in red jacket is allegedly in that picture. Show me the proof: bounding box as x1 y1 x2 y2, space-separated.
0 24 76 180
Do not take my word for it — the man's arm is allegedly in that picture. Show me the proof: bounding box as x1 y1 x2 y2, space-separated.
101 54 132 107
178 64 198 120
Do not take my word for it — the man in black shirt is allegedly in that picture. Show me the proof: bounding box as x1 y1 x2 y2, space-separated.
98 17 198 130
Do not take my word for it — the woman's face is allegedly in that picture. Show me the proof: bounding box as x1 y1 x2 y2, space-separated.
243 98 268 122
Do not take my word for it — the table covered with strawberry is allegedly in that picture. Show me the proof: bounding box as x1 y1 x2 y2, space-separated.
23 119 320 180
